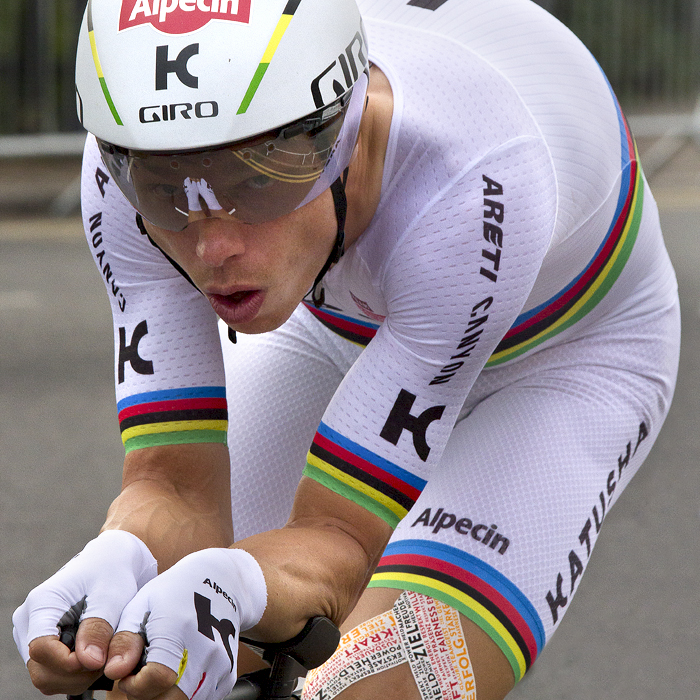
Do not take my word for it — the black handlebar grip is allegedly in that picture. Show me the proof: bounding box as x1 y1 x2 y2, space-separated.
59 598 146 700
224 668 269 700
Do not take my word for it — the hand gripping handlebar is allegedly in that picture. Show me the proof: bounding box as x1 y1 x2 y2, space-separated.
59 601 340 700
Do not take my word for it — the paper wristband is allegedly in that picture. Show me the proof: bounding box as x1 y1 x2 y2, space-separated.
302 591 477 700
396 591 477 700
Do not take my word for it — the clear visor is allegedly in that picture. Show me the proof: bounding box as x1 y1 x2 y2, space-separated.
97 92 352 230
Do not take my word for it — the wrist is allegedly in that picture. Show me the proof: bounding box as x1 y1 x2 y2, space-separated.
220 549 267 630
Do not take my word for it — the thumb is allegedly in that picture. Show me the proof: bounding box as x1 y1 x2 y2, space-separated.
104 630 145 680
75 617 114 670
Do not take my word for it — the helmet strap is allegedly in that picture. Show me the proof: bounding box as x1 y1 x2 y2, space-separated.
311 170 348 308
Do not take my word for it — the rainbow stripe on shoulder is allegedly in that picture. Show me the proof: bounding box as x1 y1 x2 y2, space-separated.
304 87 643 367
486 89 643 366
117 386 228 453
302 302 381 346
369 540 546 682
304 422 427 528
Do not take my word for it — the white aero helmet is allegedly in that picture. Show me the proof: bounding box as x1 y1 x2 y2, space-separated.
75 0 369 230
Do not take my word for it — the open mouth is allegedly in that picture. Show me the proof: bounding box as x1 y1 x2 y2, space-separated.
207 289 265 325
228 290 253 303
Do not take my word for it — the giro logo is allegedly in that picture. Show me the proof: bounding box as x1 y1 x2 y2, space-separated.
311 30 368 109
194 592 237 671
119 0 251 35
139 100 219 122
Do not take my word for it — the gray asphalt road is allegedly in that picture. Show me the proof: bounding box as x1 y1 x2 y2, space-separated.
0 226 124 698
1 159 699 699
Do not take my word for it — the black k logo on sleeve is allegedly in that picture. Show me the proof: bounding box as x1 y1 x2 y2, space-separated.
380 389 445 462
118 320 154 383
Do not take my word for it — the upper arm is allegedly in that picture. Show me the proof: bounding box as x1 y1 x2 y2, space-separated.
82 134 229 475
81 136 235 564
302 137 556 531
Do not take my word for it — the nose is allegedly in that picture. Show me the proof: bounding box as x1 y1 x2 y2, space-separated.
193 215 247 268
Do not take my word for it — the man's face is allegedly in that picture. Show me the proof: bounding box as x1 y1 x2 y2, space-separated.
144 190 337 334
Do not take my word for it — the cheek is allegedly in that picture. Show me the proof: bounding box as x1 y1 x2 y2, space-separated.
145 224 181 258
271 215 336 281
284 232 332 294
149 227 202 273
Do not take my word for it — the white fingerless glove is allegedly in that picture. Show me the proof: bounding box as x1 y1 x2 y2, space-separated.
116 548 267 700
12 530 157 664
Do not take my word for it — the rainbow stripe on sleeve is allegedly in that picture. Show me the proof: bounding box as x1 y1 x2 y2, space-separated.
118 387 228 453
303 422 427 528
368 540 545 682
486 95 643 367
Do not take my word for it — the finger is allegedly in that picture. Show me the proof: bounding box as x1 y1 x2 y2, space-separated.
117 661 180 700
27 661 102 696
76 616 115 670
27 638 102 695
29 635 82 673
106 689 129 700
105 630 145 680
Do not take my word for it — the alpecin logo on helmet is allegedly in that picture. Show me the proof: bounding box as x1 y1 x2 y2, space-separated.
120 0 251 35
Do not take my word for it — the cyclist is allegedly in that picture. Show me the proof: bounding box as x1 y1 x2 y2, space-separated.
13 0 680 699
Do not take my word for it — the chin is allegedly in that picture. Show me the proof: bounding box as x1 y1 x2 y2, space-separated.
229 307 296 335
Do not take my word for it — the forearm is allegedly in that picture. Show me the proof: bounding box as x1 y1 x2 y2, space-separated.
234 477 392 642
102 443 234 571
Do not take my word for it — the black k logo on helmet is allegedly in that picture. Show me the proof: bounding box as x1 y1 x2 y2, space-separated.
155 44 199 90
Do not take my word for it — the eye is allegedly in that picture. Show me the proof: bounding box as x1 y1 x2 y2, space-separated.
244 174 274 190
150 183 178 199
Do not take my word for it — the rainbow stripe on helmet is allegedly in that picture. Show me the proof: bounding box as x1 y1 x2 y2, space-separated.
237 0 303 114
87 0 123 126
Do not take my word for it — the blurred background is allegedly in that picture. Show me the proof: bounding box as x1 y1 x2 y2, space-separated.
2 0 700 216
2 0 700 134
1 1 699 699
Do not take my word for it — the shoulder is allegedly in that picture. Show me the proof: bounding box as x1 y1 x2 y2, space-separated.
81 135 140 243
81 135 174 274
